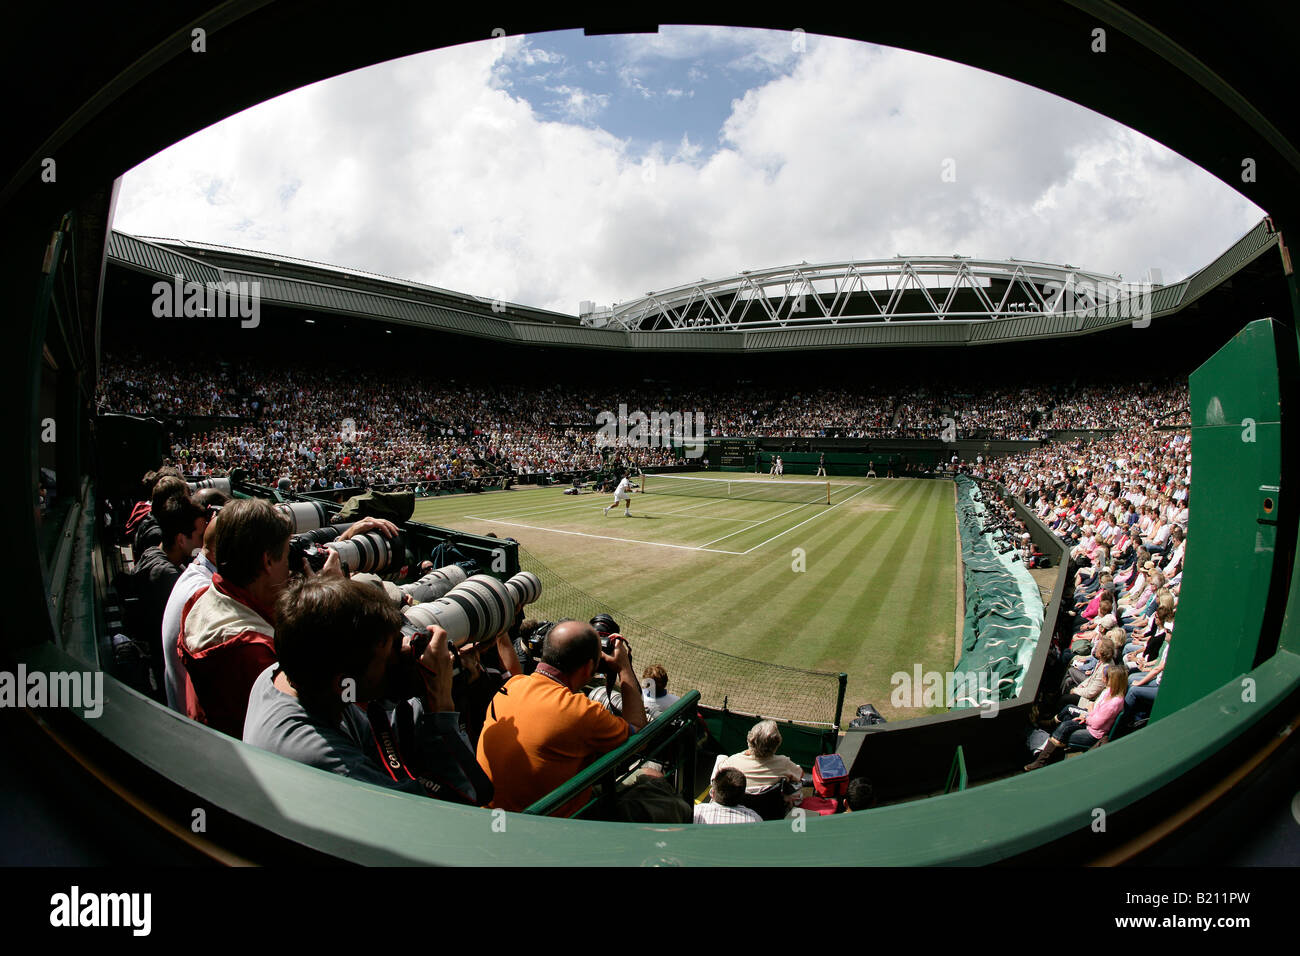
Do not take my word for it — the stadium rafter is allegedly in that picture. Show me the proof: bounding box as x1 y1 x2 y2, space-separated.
581 256 1162 331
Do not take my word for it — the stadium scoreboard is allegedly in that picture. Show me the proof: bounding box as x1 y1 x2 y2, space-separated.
717 438 758 468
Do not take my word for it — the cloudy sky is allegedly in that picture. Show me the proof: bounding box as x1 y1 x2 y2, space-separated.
114 26 1265 315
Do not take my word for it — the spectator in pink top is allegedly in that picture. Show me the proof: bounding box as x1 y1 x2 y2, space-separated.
1025 668 1128 770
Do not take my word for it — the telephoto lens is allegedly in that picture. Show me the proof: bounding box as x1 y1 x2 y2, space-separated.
275 501 331 533
401 571 541 646
188 477 232 496
400 561 479 603
325 530 407 575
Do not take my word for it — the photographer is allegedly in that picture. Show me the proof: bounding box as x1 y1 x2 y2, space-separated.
476 619 646 816
451 624 524 749
131 492 208 695
243 576 491 804
180 500 388 737
179 497 306 737
161 489 230 712
585 615 662 722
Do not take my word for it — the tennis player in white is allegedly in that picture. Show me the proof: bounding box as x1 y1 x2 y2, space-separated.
604 473 634 516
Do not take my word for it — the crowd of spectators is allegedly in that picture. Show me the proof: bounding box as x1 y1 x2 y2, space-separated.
98 353 1190 491
961 425 1191 756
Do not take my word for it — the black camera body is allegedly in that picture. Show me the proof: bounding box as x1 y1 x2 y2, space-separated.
288 525 342 573
590 613 626 676
389 624 463 702
513 619 555 674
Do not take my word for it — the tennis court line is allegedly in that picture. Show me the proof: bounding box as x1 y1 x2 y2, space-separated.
738 484 876 554
640 510 757 523
694 500 818 548
459 495 606 522
480 493 769 525
460 516 747 554
652 499 723 516
469 497 756 524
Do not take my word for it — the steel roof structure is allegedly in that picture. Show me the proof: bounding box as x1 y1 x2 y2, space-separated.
105 218 1283 351
591 257 1152 331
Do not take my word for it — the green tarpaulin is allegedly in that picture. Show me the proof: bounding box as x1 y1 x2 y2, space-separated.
952 476 1044 706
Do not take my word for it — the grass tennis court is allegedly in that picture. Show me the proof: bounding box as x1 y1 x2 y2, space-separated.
412 473 958 721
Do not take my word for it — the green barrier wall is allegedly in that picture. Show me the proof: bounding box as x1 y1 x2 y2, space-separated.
1155 318 1296 717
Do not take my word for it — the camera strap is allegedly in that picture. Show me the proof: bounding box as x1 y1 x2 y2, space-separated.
367 702 416 784
367 701 478 806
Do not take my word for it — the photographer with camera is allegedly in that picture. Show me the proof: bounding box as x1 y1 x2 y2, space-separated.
179 500 395 738
161 488 230 712
585 614 660 722
243 576 491 804
451 622 524 749
476 619 647 816
131 491 208 699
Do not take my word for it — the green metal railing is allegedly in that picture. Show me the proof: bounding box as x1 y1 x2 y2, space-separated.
523 691 701 818
944 745 968 794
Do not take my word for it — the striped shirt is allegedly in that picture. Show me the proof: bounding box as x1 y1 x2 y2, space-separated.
694 802 763 825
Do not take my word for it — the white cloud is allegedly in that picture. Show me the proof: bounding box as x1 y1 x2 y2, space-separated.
616 64 654 99
114 29 1264 316
547 85 610 123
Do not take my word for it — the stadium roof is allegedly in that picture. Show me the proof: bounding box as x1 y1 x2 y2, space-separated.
107 217 1285 351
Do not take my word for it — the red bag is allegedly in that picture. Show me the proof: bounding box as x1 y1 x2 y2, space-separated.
813 753 849 799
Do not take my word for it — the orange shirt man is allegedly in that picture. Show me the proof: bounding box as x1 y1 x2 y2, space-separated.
476 620 647 816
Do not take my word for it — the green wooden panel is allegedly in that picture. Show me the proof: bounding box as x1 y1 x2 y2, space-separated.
1158 319 1282 718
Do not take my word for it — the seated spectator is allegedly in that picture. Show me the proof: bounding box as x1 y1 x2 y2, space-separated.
1052 630 1122 715
609 761 693 824
243 577 490 804
1124 627 1172 725
123 468 160 542
843 778 875 812
718 719 804 792
1025 667 1128 770
476 619 647 816
693 768 762 825
642 664 680 712
1124 596 1174 662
